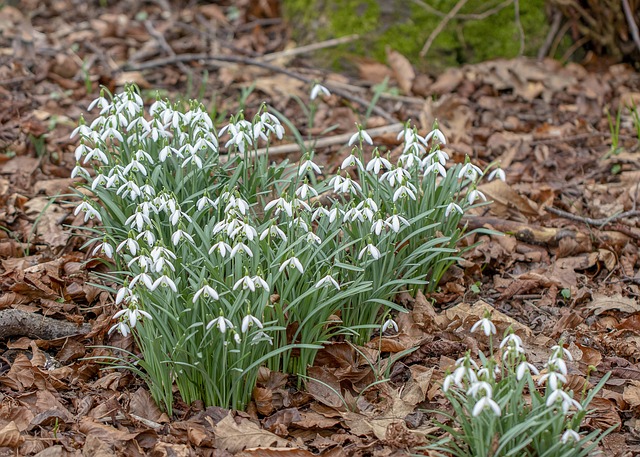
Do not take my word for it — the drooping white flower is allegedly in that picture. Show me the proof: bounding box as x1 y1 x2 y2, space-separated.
470 317 496 336
193 285 219 302
366 155 392 174
207 315 234 334
92 240 114 258
516 361 539 381
537 371 567 390
467 188 487 205
113 306 153 329
358 243 382 261
424 128 447 145
445 202 464 217
348 128 373 146
260 225 287 242
296 183 319 199
117 238 140 256
382 319 398 333
310 83 331 100
279 256 304 274
108 320 131 337
230 242 253 258
467 381 493 398
458 163 483 181
561 429 581 444
340 153 364 171
299 159 322 177
74 201 102 222
488 168 506 182
385 214 410 233
315 274 340 290
150 275 178 293
241 314 263 333
392 183 417 202
472 396 501 417
546 389 582 414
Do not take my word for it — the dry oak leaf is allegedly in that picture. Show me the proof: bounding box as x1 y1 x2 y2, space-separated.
0 421 24 448
623 380 640 408
214 413 292 453
587 293 640 315
386 47 415 94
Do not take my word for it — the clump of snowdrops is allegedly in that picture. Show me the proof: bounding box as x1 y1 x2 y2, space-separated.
427 314 611 457
71 83 499 412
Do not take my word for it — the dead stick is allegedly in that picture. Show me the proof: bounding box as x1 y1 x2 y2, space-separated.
420 0 469 57
545 206 640 227
123 54 397 123
622 0 640 54
0 309 91 340
258 34 360 62
143 20 190 75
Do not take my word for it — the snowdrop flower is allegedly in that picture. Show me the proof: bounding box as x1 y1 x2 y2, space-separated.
328 174 345 193
382 318 398 333
310 83 331 100
207 315 234 334
382 167 411 187
108 320 131 337
445 202 463 217
193 285 219 302
340 153 364 171
551 344 573 362
87 95 111 113
488 168 506 182
358 243 382 260
547 357 568 376
150 275 178 293
241 314 263 333
500 333 523 350
546 389 582 414
561 429 581 444
538 371 567 390
348 127 373 146
74 201 102 222
385 213 410 233
371 218 385 236
306 232 321 244
467 188 487 205
315 274 340 290
423 161 447 178
252 275 269 290
92 240 114 258
472 396 501 417
260 224 287 242
115 286 134 305
470 317 496 336
467 381 493 398
125 211 151 232
366 154 392 174
279 256 304 274
71 164 91 180
251 331 273 345
113 306 153 329
296 183 318 199
70 123 93 139
392 183 417 202
117 237 140 256
338 176 362 195
130 272 154 290
299 158 322 177
197 195 215 211
233 275 269 292
458 163 483 181
230 242 253 258
424 128 447 145
136 230 156 245
516 361 539 381
264 197 293 218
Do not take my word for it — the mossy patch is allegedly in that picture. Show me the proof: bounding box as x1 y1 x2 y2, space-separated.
282 0 551 74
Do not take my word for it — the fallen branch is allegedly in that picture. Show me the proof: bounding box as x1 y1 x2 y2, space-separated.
622 0 640 54
0 309 91 340
123 54 398 123
420 0 469 58
545 206 640 227
257 34 360 62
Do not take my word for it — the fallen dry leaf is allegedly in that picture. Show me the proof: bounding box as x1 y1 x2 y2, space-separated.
214 413 292 453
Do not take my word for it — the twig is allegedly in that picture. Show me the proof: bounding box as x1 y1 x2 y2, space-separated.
420 0 469 58
123 54 398 122
538 10 563 59
143 19 191 75
545 206 640 227
412 0 513 20
622 0 640 54
223 122 405 161
560 35 590 64
258 34 360 62
513 0 525 56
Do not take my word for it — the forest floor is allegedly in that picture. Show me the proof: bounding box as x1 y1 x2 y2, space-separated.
1 1 640 456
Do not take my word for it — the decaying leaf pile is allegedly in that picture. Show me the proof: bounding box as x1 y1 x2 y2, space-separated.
0 1 640 455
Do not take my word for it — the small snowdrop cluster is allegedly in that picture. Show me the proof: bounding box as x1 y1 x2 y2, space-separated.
434 315 609 456
71 84 498 411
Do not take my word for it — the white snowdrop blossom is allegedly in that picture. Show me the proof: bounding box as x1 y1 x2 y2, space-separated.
207 316 234 334
279 256 304 274
310 83 331 100
108 320 131 337
315 274 340 290
74 201 102 222
348 127 373 146
150 275 178 293
561 429 581 444
467 188 487 205
392 183 417 202
516 361 539 381
488 167 506 182
382 318 398 333
193 285 219 302
445 202 464 217
340 153 364 171
385 213 410 233
171 229 195 246
546 389 582 414
467 381 493 399
358 243 382 261
472 396 501 417
459 163 483 181
92 240 114 258
241 314 263 333
470 317 496 336
424 128 447 145
299 159 322 177
366 154 392 174
112 306 153 329
538 371 567 391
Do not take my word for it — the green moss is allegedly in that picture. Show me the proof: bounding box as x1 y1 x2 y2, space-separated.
282 0 550 74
